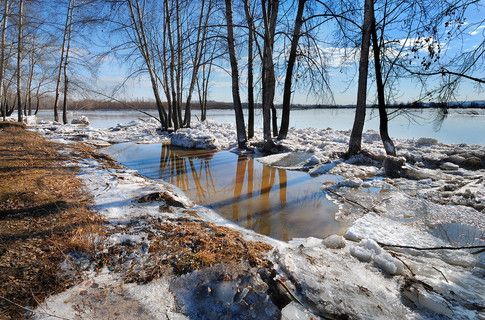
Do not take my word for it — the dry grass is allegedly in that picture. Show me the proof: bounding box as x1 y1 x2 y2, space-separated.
0 123 104 319
111 218 273 283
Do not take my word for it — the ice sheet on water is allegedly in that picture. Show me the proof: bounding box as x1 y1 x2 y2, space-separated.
257 151 320 170
281 302 319 320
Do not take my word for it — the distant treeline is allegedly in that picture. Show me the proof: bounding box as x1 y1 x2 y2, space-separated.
37 99 485 111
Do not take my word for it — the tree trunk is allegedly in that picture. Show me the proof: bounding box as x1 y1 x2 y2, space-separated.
224 0 247 148
261 0 278 150
0 0 9 121
53 0 71 122
175 0 183 129
201 42 216 122
243 0 254 139
370 12 396 156
271 103 278 136
348 0 373 156
62 0 74 125
34 86 40 115
27 54 33 116
26 34 36 116
159 10 172 129
16 0 23 123
278 0 306 140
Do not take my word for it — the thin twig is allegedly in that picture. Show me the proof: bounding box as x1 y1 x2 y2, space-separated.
379 242 485 251
389 252 415 277
432 266 449 283
325 189 370 212
276 278 304 306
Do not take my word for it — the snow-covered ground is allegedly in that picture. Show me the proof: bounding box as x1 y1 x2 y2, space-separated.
27 116 484 319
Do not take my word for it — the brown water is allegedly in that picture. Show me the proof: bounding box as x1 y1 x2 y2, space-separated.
106 143 346 241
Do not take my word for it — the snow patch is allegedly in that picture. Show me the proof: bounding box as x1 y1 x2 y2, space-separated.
71 115 90 125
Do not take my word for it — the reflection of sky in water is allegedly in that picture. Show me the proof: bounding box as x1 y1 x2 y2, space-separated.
106 143 346 241
38 108 485 145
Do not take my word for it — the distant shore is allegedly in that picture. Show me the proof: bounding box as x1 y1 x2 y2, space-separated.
36 100 485 111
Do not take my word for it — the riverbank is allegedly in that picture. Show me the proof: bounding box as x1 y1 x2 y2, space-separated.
4 117 484 319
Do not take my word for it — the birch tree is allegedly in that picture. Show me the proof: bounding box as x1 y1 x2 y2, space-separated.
126 0 168 129
261 0 278 149
278 0 306 140
224 0 247 148
243 0 255 139
0 0 9 121
16 0 23 122
53 0 72 122
61 0 75 124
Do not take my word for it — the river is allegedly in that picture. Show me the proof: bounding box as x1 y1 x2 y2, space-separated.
37 108 485 145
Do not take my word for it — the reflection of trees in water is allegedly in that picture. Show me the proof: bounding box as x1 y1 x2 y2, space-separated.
159 146 216 203
259 166 273 235
159 147 292 240
232 155 246 221
278 169 288 240
233 156 289 240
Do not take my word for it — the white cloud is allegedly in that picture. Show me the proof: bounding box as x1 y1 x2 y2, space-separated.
469 25 485 36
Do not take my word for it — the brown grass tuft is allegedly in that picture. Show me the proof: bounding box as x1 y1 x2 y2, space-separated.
116 219 272 283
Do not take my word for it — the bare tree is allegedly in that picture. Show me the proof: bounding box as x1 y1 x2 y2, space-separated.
61 0 75 124
197 40 216 122
53 0 72 122
127 0 168 129
182 0 213 128
0 0 9 121
261 0 278 149
370 2 395 156
278 0 306 140
348 0 373 156
224 0 247 148
16 0 23 122
243 0 255 139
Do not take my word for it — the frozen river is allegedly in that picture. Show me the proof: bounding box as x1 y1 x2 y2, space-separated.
37 107 485 145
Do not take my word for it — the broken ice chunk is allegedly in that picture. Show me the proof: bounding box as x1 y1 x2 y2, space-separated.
322 235 346 249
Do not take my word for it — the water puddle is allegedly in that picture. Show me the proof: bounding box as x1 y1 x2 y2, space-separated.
105 143 347 241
